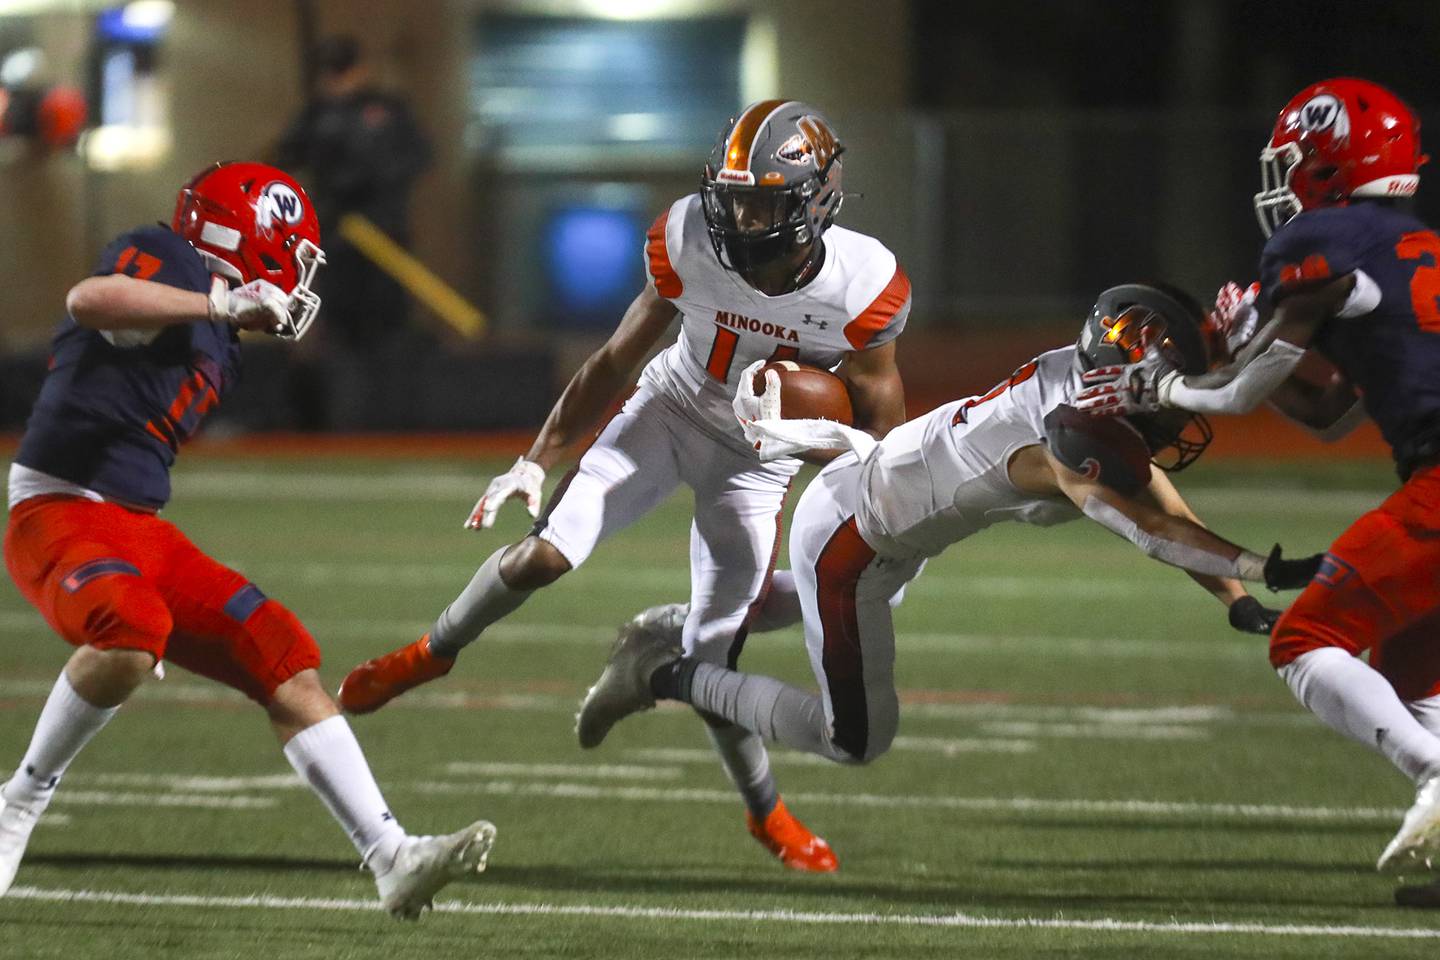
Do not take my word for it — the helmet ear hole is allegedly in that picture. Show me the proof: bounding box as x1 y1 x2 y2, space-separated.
259 253 282 272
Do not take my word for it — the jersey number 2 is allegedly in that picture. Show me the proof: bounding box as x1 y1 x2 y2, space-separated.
705 328 799 382
1396 231 1440 332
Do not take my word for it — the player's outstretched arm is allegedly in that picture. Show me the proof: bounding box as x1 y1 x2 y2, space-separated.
465 283 677 530
522 283 678 472
1155 275 1354 414
67 274 289 334
1075 275 1356 418
1037 445 1298 586
1137 467 1282 634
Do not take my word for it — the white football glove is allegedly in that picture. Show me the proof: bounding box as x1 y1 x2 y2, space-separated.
464 457 546 530
732 359 782 426
742 417 878 463
208 276 290 334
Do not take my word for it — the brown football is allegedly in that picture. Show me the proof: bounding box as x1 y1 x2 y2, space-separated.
752 361 854 424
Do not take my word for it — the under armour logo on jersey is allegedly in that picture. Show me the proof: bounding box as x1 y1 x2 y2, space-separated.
801 315 829 330
1376 727 1390 749
1297 94 1348 139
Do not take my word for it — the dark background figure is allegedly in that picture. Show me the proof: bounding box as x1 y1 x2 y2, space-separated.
275 34 433 431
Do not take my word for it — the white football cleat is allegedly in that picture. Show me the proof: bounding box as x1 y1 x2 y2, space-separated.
575 617 683 750
373 820 497 920
1379 774 1440 872
631 602 689 641
0 782 42 897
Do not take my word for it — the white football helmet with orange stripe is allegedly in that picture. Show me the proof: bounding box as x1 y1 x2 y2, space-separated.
701 100 845 288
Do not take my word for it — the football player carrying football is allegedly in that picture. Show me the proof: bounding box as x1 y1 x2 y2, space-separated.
0 163 495 918
575 283 1312 774
1072 78 1440 877
339 101 909 871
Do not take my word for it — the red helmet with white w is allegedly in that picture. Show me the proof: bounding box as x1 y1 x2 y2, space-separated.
1254 77 1428 237
172 161 326 339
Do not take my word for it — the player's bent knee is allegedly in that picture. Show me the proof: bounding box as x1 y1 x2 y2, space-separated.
500 537 571 590
267 668 339 730
69 644 156 692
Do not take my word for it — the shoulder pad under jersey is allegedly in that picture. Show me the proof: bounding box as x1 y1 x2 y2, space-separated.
1259 207 1373 309
94 225 209 292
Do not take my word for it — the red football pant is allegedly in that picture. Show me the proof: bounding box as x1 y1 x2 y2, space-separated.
4 495 320 704
1270 464 1440 701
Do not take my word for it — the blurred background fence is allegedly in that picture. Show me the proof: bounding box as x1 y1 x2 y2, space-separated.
2 0 1439 436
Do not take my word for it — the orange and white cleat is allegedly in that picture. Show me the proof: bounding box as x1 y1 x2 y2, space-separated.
746 797 838 873
339 634 455 715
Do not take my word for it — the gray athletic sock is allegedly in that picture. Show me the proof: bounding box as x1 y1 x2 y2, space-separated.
427 548 533 658
686 661 847 762
703 720 779 819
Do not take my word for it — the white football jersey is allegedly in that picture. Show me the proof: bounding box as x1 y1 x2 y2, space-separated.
855 347 1084 559
640 193 910 453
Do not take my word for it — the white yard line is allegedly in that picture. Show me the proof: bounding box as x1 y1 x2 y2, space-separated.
0 675 1308 737
5 885 1436 940
74 773 306 792
22 766 1401 825
0 610 1265 661
51 790 276 810
976 722 1209 741
443 762 683 781
873 736 1036 755
411 780 1404 823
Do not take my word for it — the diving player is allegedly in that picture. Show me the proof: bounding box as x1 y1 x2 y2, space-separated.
0 162 494 918
1072 78 1440 875
575 283 1310 770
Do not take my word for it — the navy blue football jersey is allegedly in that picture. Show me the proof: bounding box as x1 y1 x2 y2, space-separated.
15 225 242 510
1259 203 1440 466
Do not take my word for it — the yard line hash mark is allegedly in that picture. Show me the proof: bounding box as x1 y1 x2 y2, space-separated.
6 886 1439 940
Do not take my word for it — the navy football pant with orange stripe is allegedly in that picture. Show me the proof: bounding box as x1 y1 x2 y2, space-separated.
5 495 320 704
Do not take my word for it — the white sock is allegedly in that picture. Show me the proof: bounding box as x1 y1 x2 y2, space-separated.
427 548 533 657
283 715 406 869
1279 648 1440 783
3 671 119 811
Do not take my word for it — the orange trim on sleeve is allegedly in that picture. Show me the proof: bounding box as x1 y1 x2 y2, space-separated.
844 265 911 350
646 209 683 299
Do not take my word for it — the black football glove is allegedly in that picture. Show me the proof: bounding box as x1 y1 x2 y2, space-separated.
1262 544 1324 592
1228 595 1281 635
